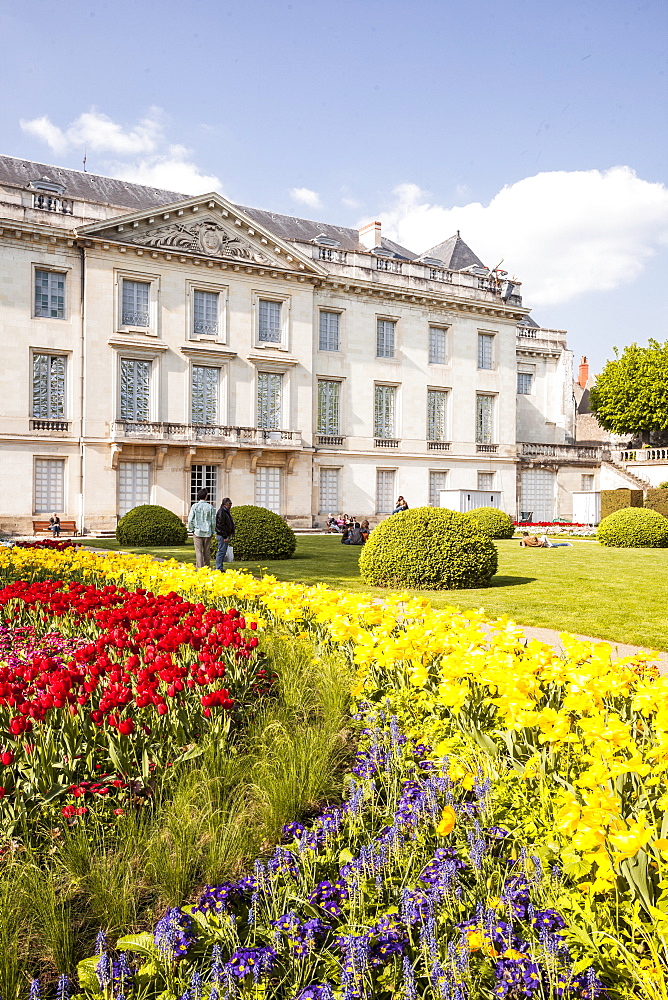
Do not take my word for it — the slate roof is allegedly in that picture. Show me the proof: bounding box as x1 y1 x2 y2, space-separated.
420 232 484 270
518 315 540 328
0 155 186 212
0 155 474 266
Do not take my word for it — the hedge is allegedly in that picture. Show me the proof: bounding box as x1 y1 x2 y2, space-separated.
597 506 668 548
359 506 498 590
644 488 668 519
116 505 187 547
218 505 296 561
600 488 643 520
465 507 515 539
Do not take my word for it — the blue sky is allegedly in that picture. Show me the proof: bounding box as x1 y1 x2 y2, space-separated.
2 0 667 372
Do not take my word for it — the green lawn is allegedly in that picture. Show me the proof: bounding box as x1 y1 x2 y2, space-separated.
77 535 668 650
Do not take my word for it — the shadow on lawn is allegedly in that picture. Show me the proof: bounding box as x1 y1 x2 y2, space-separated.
489 575 537 588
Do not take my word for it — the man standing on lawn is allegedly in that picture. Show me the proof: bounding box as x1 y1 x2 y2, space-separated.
215 497 235 571
187 487 216 569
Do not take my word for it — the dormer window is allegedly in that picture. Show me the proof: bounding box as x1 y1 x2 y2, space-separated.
313 234 340 247
29 178 73 215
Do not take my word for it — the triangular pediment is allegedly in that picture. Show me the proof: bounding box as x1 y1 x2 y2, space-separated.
76 192 327 275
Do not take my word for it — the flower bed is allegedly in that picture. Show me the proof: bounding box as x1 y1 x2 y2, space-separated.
513 523 598 537
0 578 262 836
0 546 666 995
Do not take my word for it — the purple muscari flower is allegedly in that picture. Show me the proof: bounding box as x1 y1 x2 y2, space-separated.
96 952 112 990
402 956 417 1000
531 855 544 885
226 947 276 981
209 990 219 1000
211 944 224 983
347 780 365 817
154 908 195 961
190 971 203 1000
29 980 41 1000
473 773 491 802
430 960 450 1000
95 930 108 955
401 887 432 925
56 976 71 1000
177 991 192 1000
467 832 487 870
419 914 438 960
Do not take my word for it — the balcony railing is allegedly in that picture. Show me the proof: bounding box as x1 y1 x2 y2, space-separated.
428 441 451 451
476 443 498 453
30 418 72 432
32 193 73 215
316 434 345 446
375 438 399 448
616 447 668 463
111 421 302 447
519 442 603 461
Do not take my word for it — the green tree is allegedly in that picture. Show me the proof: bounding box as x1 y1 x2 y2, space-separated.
589 340 668 444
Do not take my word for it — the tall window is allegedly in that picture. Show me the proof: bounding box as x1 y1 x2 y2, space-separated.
257 372 282 429
191 366 220 425
429 471 448 506
255 467 281 513
319 469 339 513
581 474 594 491
428 327 447 365
34 459 65 514
122 280 150 328
477 333 494 370
376 470 396 513
33 354 66 418
118 462 150 516
517 372 533 394
258 299 282 343
319 311 340 351
475 394 495 444
193 290 219 337
191 465 218 506
427 390 448 441
376 319 396 359
317 380 341 435
120 358 151 421
35 270 65 319
374 385 395 439
477 472 494 491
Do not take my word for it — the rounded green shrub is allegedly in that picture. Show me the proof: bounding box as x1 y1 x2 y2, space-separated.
228 505 296 560
597 507 668 548
116 504 187 547
466 507 515 539
359 507 498 590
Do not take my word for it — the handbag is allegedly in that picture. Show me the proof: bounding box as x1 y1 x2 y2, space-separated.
224 545 234 563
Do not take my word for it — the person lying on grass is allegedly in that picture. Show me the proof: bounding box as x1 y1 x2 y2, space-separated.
520 531 573 548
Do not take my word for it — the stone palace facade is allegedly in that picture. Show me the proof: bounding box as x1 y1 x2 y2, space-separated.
0 155 602 534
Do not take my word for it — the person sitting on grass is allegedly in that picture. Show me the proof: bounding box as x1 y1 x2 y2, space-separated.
343 521 366 545
520 531 572 548
326 514 340 533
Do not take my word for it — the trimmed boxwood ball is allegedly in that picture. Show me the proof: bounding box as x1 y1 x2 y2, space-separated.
359 507 498 590
226 505 296 561
466 507 515 539
116 505 187 547
597 507 668 548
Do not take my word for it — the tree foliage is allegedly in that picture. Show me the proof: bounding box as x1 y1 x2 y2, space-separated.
589 340 668 438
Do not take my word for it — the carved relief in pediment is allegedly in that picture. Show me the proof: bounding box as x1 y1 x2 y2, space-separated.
130 219 271 263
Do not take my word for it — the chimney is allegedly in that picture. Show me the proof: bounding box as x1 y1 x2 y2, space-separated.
578 356 589 389
359 220 382 250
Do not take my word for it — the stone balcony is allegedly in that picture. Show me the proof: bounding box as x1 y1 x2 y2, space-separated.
613 447 668 465
519 442 604 463
110 420 303 449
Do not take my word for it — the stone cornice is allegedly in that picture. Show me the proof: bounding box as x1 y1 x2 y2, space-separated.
318 275 528 322
180 344 237 362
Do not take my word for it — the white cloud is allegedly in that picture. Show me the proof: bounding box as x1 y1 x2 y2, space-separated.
19 108 222 196
341 195 362 210
290 187 322 210
112 145 222 195
21 108 163 156
380 168 668 306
